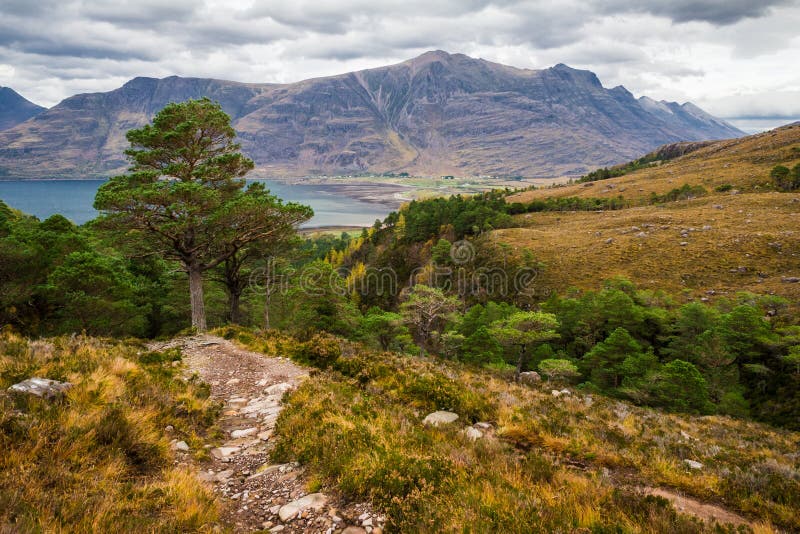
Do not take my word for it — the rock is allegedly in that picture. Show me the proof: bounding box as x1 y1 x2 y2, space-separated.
264 382 293 396
474 422 492 430
560 389 571 395
226 378 241 385
518 371 541 384
341 528 366 534
782 277 800 283
462 427 483 441
258 430 273 441
358 513 370 521
231 427 258 439
164 425 174 432
422 410 459 426
8 377 72 398
684 459 703 470
173 440 190 452
278 493 328 522
362 517 374 527
210 446 240 460
635 231 648 238
604 237 614 244
679 242 689 246
270 526 285 533
551 389 563 397
712 204 724 209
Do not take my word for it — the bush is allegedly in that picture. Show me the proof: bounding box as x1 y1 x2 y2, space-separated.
771 164 800 191
296 332 342 369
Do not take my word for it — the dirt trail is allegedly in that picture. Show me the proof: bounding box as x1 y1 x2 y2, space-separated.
643 487 752 528
152 335 384 534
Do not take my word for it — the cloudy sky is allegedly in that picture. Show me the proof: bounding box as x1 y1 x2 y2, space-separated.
1 0 799 132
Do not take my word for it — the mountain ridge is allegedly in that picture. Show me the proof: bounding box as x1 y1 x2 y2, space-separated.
0 87 46 131
0 51 744 179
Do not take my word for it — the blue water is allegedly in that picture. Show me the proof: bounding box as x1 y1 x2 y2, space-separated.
0 179 394 227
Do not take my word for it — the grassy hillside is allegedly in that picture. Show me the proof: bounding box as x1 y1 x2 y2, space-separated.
227 328 799 533
501 123 800 304
510 122 800 203
0 333 222 531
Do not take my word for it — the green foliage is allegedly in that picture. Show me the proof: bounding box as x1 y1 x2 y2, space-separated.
537 358 579 382
583 327 644 390
400 285 461 350
95 98 312 330
295 332 342 369
649 184 707 203
770 164 800 191
359 308 409 351
649 359 710 413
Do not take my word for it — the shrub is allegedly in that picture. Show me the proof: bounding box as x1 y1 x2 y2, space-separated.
771 164 800 191
296 332 342 368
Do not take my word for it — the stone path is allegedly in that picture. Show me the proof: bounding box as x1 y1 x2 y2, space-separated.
151 335 386 534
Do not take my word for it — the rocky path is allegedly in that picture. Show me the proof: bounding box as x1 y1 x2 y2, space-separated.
151 335 385 534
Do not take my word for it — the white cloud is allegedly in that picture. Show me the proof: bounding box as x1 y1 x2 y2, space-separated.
0 0 798 131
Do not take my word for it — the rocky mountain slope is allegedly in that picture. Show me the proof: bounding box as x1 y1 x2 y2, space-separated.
0 51 744 179
0 87 45 131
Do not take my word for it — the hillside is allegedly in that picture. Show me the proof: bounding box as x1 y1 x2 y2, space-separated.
0 51 743 180
0 87 45 131
502 123 800 302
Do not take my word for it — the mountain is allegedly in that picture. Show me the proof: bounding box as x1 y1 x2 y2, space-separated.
0 51 744 179
0 87 46 131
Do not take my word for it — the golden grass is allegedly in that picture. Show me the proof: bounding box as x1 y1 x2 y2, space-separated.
0 333 221 532
229 329 798 532
493 192 800 305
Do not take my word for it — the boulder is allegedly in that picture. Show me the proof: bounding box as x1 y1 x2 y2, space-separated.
422 410 459 426
173 440 190 452
684 459 703 470
278 493 328 522
8 377 72 398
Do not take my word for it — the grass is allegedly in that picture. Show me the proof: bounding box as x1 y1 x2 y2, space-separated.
490 124 800 307
0 332 222 532
228 328 799 533
493 192 800 306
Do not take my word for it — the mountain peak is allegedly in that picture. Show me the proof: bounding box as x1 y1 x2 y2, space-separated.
0 86 46 130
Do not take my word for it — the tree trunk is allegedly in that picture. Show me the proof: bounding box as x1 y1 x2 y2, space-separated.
229 290 242 325
515 344 527 381
188 265 207 332
263 286 272 330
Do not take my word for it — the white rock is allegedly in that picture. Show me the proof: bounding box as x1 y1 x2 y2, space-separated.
358 513 370 521
231 427 258 439
265 382 293 396
362 517 373 527
551 389 562 397
9 377 72 398
474 422 492 430
173 440 190 452
684 459 703 470
422 410 459 426
462 427 483 441
210 446 240 460
278 493 328 522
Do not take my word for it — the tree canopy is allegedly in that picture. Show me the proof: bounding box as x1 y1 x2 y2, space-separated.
94 98 312 330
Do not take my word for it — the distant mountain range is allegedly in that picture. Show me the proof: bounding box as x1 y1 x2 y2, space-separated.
0 87 45 131
0 51 744 179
